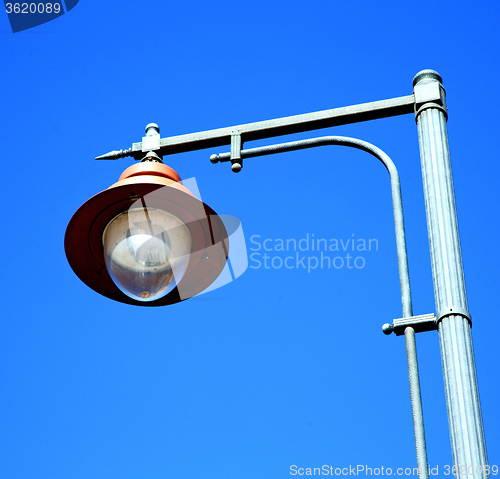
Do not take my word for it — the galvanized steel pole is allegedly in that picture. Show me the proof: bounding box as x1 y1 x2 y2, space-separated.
414 70 489 477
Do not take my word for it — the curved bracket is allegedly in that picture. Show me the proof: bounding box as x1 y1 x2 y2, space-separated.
211 136 413 320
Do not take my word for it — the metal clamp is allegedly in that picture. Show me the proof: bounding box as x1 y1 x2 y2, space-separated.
142 123 161 152
436 306 472 327
230 129 243 173
383 313 437 336
383 306 472 336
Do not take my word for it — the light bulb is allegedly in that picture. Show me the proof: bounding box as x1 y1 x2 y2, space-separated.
103 207 192 302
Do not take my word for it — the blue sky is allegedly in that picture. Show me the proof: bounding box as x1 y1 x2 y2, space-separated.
1 1 499 478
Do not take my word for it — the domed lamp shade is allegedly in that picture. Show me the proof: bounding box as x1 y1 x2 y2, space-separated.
65 161 229 306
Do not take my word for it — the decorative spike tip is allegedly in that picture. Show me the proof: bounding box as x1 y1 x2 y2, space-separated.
95 148 132 161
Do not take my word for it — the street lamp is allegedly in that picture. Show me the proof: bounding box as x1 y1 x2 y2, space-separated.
65 70 489 477
65 133 230 306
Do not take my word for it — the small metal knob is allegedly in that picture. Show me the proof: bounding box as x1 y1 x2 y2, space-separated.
413 69 442 87
145 123 160 135
382 323 394 335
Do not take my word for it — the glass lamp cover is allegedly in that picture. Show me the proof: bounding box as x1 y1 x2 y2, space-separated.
103 207 192 302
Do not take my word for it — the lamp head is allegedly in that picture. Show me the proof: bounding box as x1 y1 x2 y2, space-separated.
65 162 229 306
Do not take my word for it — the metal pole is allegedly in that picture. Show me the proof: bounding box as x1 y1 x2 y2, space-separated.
405 327 429 478
414 70 488 478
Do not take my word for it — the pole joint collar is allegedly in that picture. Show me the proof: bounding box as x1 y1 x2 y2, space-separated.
413 77 447 122
415 103 448 122
435 306 472 327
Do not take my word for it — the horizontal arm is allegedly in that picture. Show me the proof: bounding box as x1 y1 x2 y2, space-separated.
96 94 415 160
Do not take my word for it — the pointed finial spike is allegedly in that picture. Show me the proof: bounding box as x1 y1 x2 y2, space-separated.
95 148 133 160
